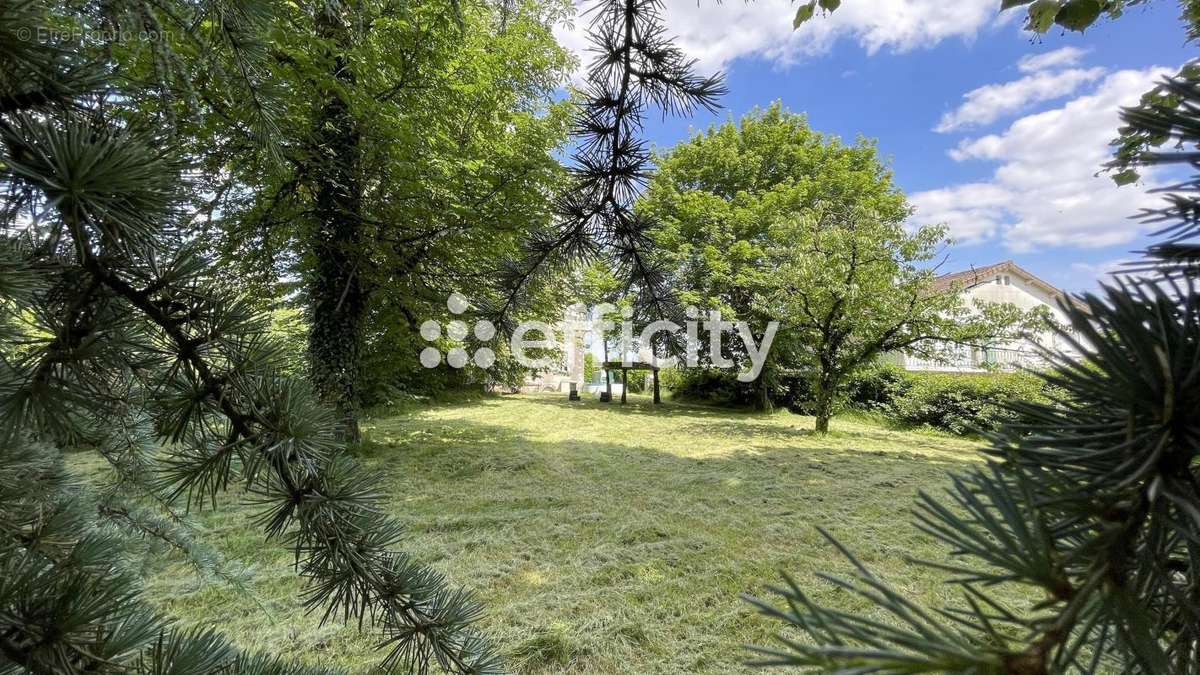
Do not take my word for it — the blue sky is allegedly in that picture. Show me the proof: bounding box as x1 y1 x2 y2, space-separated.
558 1 1194 292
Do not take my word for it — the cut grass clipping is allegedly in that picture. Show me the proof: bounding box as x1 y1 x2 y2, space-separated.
71 393 1014 674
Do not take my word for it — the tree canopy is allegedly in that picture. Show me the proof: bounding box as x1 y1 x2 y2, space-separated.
642 104 1029 426
761 206 1032 431
641 104 908 408
172 0 576 433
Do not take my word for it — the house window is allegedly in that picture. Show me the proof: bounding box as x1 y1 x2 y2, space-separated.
1004 275 1011 285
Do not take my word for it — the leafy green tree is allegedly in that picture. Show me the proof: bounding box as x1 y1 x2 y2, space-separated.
642 104 1026 423
641 103 908 411
179 0 574 437
748 10 1200 674
760 205 1031 432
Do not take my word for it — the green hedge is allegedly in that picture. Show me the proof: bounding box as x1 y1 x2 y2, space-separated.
881 368 1052 435
843 363 909 412
662 367 762 406
663 363 1059 435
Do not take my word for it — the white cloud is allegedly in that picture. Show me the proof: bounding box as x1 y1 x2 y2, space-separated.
554 0 1002 76
908 182 1011 244
912 66 1171 251
1069 258 1187 296
1069 258 1133 288
934 67 1104 132
1018 46 1089 73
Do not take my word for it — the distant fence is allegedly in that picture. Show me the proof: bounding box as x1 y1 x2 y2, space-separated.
884 347 1050 373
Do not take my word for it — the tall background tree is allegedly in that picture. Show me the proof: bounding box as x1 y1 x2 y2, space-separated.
760 205 1032 432
640 103 908 410
641 104 1028 422
748 2 1200 670
174 0 575 438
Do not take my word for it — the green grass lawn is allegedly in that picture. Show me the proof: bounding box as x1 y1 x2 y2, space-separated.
80 393 990 673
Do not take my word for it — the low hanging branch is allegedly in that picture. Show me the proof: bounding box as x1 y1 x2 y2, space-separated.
2 116 501 674
493 0 724 326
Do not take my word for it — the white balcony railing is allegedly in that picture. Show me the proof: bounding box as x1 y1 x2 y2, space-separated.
891 346 1052 372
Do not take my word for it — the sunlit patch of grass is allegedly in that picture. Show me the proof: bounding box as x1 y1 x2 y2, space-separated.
73 393 1006 673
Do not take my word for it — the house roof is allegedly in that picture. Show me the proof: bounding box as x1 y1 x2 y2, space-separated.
931 260 1085 310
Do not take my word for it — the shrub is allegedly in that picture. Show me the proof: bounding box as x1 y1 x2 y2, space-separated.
887 371 1049 435
776 374 815 414
843 363 909 411
664 368 763 406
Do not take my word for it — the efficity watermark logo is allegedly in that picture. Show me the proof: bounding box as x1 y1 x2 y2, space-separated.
420 293 778 382
418 293 499 370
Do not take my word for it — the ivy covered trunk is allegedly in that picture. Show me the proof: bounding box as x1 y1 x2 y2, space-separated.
308 5 365 442
753 363 773 413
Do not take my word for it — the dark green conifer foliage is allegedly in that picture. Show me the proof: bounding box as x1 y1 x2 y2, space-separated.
0 1 498 672
746 49 1200 675
493 0 725 327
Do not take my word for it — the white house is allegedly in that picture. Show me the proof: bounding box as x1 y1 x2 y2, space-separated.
519 304 588 393
520 304 648 397
888 260 1085 372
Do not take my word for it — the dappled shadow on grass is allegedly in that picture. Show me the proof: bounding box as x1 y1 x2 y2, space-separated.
364 415 959 460
393 394 976 449
361 428 972 497
358 397 985 572
352 405 983 673
679 420 817 443
513 392 757 419
128 395 985 675
355 405 978 560
700 418 974 452
516 395 970 455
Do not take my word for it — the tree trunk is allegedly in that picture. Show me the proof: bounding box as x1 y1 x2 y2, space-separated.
603 340 612 401
813 371 836 433
753 368 773 412
308 5 364 442
814 399 832 433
